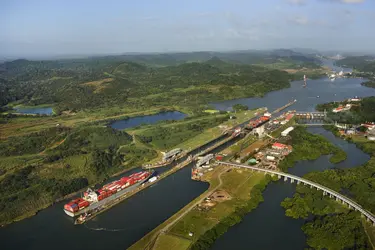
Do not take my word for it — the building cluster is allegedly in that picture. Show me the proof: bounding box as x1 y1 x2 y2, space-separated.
336 122 375 140
246 142 293 170
332 104 352 113
264 112 295 134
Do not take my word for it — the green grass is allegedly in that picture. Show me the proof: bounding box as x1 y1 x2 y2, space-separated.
173 108 264 151
154 234 192 250
204 110 221 114
169 170 265 240
0 154 43 171
132 115 229 151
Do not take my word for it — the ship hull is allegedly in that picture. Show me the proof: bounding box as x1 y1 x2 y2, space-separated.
63 175 151 217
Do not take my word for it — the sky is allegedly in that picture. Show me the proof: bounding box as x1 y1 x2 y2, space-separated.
1 0 374 58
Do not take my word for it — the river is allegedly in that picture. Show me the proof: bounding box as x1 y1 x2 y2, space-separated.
1 61 375 250
14 106 53 115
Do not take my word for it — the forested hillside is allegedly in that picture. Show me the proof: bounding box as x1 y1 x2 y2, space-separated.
0 50 321 114
336 56 375 74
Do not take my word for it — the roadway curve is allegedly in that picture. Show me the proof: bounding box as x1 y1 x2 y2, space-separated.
218 161 375 226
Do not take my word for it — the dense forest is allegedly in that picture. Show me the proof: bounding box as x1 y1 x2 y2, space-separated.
0 50 322 114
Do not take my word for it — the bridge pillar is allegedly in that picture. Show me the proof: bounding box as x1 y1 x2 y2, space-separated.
297 180 301 185
336 197 340 202
290 179 294 184
277 175 281 179
310 185 313 189
342 200 346 205
348 204 352 209
284 176 288 182
329 194 333 198
323 191 326 196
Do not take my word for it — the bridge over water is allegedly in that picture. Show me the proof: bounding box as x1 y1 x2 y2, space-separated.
295 111 327 119
218 161 375 226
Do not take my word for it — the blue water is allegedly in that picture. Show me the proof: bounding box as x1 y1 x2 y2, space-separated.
110 111 187 130
211 77 375 112
15 107 53 115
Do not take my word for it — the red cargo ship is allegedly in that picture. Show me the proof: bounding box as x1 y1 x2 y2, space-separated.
64 170 153 217
245 113 271 130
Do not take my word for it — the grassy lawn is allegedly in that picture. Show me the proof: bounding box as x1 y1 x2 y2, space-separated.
165 169 265 247
154 234 192 250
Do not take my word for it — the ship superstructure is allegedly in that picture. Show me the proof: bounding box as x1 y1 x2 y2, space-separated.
64 170 153 217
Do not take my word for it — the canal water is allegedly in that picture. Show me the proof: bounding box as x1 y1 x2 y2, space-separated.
211 127 370 250
1 60 375 250
14 106 53 115
109 111 186 130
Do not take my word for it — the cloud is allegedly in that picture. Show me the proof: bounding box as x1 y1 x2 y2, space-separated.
287 0 307 5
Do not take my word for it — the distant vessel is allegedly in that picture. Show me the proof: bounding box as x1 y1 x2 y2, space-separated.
64 170 154 217
303 75 307 88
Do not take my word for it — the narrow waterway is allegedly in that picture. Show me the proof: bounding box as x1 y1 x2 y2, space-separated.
211 127 370 250
1 60 375 250
14 106 53 115
109 111 186 130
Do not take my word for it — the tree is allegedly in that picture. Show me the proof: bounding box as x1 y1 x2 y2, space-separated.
232 104 248 112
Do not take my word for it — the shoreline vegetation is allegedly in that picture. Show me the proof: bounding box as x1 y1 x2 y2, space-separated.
278 126 347 171
280 127 375 249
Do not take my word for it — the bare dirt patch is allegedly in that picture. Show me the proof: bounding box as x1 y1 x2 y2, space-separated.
82 78 114 93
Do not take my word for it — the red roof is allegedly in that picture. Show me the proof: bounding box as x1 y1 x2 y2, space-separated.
286 114 294 120
272 143 288 148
